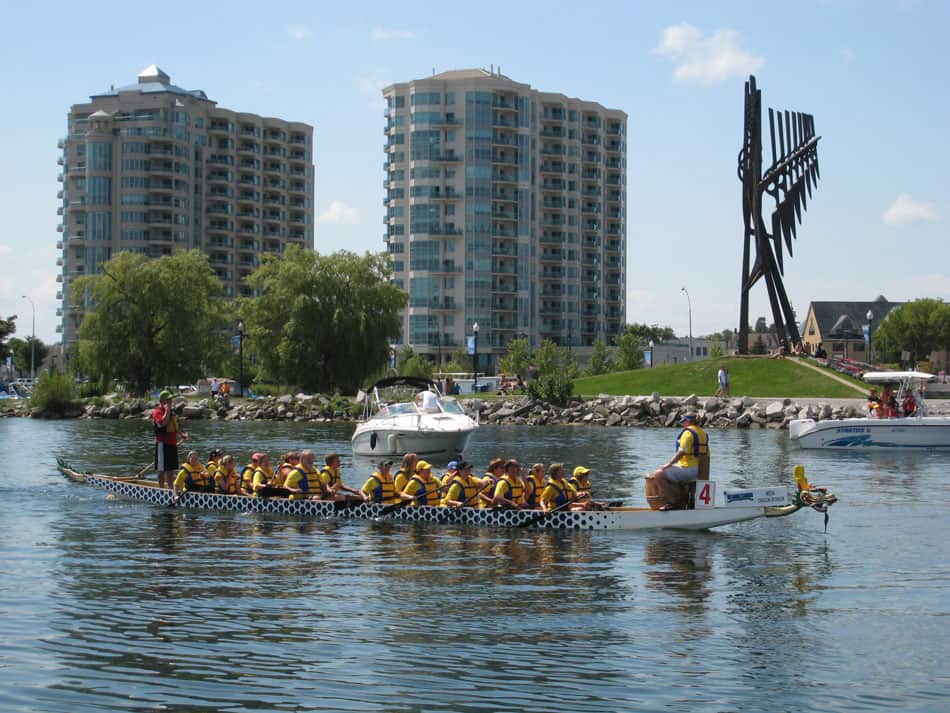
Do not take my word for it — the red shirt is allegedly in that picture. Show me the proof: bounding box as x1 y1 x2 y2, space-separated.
152 405 179 445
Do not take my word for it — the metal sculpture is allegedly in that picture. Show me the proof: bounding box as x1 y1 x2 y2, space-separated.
737 75 820 354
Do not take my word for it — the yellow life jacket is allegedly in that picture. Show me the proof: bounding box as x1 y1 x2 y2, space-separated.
495 473 524 505
441 475 477 507
407 475 441 507
363 470 397 504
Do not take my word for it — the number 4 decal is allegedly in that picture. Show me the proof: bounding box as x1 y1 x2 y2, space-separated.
695 481 716 509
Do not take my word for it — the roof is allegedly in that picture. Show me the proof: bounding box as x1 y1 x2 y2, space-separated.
430 68 498 81
88 109 112 119
90 65 210 101
808 300 902 338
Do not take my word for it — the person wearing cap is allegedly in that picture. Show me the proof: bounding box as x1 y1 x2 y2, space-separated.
441 461 482 507
319 452 361 501
251 453 275 496
152 389 188 489
441 461 460 488
478 458 506 508
284 449 321 500
214 455 241 495
360 460 398 504
399 460 441 507
240 453 262 494
538 463 578 512
272 451 299 488
569 465 607 511
393 453 418 495
172 450 207 503
493 459 526 509
524 463 547 509
651 411 708 510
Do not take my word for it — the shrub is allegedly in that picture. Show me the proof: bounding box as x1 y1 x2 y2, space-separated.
30 372 80 413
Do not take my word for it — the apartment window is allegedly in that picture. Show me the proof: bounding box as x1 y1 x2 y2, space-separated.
122 176 149 188
87 177 111 205
410 240 440 270
121 211 147 223
122 229 146 241
85 212 112 241
88 142 112 170
409 277 439 307
122 159 148 171
388 242 405 254
122 142 149 154
121 194 147 205
411 92 441 105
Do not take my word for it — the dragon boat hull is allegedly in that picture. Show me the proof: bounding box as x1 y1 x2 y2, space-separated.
57 467 827 532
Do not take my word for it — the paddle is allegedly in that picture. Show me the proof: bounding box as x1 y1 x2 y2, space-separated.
436 480 498 523
518 493 587 528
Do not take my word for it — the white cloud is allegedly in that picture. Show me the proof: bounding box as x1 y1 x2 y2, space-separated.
317 200 358 225
287 24 313 41
354 69 392 110
372 27 415 42
654 24 764 84
883 193 939 226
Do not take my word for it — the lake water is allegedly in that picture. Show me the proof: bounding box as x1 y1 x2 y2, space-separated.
1 417 948 712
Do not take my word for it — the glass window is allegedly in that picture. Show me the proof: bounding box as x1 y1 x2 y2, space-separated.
85 211 112 241
409 239 440 270
88 142 112 170
87 176 111 205
411 91 441 105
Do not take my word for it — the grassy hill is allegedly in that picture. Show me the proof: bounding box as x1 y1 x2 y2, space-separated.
573 357 867 398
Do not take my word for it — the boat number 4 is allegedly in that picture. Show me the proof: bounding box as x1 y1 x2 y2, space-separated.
695 481 716 509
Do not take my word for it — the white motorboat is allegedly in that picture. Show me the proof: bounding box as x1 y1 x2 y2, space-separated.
788 371 950 449
351 376 478 460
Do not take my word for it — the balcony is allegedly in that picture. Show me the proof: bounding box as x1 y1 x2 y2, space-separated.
56 240 63 250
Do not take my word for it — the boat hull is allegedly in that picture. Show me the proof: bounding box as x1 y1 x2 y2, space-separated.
788 416 950 449
70 472 775 531
351 422 474 459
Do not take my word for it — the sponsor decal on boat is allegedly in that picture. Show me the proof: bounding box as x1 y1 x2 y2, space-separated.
723 488 790 507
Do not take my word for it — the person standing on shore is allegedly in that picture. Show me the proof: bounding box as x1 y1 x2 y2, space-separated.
153 389 187 489
717 366 729 397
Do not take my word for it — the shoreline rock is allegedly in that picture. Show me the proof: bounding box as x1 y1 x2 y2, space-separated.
3 392 948 428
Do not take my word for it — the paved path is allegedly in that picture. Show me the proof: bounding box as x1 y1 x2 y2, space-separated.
785 356 868 395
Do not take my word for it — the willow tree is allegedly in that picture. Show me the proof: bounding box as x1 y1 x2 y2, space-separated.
71 250 227 393
241 246 406 393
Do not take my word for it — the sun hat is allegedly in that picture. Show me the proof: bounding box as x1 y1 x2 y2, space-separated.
415 460 432 471
159 389 174 400
679 411 698 422
572 465 591 478
377 459 394 470
251 452 264 462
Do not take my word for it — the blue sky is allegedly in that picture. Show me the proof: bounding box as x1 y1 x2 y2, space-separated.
1 0 946 344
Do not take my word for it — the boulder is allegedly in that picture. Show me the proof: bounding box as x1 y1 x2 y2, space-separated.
765 401 786 420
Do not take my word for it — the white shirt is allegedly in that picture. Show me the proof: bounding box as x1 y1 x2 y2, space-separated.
421 390 440 412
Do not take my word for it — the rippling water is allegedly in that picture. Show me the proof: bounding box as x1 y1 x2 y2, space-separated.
1 417 948 712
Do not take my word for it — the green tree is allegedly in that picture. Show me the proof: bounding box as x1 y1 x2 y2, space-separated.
498 337 531 377
623 323 676 344
526 339 577 405
0 314 16 361
614 329 644 371
754 317 768 334
873 298 950 364
444 348 472 374
72 250 228 394
400 354 434 379
242 246 407 393
586 339 615 376
9 336 50 376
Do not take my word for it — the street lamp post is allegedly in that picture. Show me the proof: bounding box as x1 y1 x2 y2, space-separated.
648 339 654 368
866 309 874 367
21 295 35 382
236 321 246 396
472 322 479 392
681 287 693 362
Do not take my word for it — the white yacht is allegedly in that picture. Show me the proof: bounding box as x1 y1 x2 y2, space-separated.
788 371 950 449
351 377 478 460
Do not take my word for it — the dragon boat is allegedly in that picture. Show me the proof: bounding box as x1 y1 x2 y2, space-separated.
56 460 837 532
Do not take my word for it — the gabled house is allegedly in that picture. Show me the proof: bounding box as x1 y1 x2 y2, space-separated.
801 299 902 361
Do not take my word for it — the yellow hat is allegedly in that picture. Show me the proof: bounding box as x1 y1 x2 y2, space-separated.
415 460 431 471
572 465 591 478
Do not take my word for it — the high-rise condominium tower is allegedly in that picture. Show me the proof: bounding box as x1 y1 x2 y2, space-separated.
56 65 314 342
382 68 626 372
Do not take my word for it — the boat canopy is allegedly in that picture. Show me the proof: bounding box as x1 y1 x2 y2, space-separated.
366 376 439 393
862 371 935 384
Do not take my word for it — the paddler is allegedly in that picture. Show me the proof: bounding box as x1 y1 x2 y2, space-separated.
393 453 418 494
273 451 299 487
568 465 603 510
214 454 241 495
538 463 577 512
172 450 207 503
523 463 546 509
441 461 481 507
251 453 275 496
478 458 506 508
284 449 321 500
492 459 526 509
360 460 398 504
398 460 441 507
319 452 362 501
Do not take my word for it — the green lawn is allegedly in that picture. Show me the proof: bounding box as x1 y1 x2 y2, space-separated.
573 357 867 398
